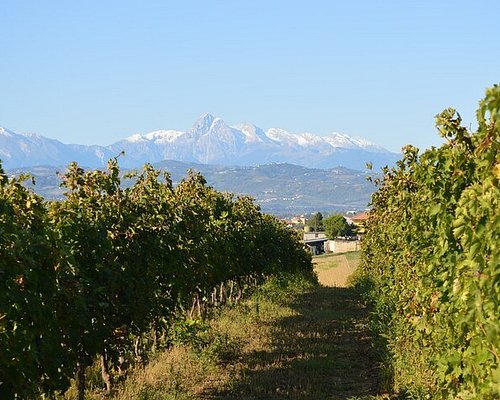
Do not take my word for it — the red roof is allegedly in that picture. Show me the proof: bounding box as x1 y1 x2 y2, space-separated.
349 211 370 222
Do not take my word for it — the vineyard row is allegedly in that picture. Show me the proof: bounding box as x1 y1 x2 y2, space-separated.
0 161 312 399
357 85 499 399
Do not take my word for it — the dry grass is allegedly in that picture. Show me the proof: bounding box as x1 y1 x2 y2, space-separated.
208 284 383 400
111 347 229 400
82 264 389 400
314 251 360 288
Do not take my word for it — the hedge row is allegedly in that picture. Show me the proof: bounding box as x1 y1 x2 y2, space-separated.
0 161 312 398
358 86 499 399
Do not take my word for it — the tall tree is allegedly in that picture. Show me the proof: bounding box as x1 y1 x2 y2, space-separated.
306 212 323 231
323 214 352 238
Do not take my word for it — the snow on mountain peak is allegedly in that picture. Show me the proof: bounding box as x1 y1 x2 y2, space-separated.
22 132 44 139
233 123 267 143
0 127 47 141
266 128 297 143
296 132 325 146
0 127 14 137
191 113 216 134
324 132 358 148
210 117 227 130
126 133 144 143
0 116 397 170
352 135 382 148
325 132 385 152
126 130 185 144
266 128 328 147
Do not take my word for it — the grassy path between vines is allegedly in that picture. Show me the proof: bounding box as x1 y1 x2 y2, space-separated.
105 252 384 400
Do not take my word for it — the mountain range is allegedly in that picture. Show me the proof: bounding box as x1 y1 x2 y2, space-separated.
0 114 399 170
7 161 377 215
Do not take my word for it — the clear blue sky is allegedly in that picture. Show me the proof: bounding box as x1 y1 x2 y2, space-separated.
1 0 498 153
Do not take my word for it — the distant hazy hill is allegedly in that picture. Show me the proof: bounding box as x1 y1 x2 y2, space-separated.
1 114 398 170
8 161 376 215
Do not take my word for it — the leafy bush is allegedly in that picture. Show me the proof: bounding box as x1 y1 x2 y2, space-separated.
358 85 500 399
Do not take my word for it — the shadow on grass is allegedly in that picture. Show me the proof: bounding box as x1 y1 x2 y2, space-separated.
209 286 381 400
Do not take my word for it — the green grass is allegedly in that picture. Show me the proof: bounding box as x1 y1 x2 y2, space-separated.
79 269 388 400
313 251 361 270
214 284 384 399
345 251 361 263
314 258 342 271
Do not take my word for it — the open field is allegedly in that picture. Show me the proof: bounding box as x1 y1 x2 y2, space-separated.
313 251 361 287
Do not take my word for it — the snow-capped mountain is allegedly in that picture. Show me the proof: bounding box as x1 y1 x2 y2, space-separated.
0 114 399 169
0 126 113 168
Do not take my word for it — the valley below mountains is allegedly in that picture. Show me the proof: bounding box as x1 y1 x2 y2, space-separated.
8 161 377 215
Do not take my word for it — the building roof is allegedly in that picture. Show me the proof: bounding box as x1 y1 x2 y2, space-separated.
349 211 370 222
303 238 329 245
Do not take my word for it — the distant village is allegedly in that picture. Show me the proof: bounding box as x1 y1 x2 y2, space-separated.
281 211 370 255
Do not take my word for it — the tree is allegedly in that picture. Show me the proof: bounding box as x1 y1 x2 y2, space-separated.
306 212 323 231
323 214 352 238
